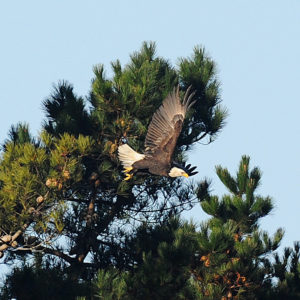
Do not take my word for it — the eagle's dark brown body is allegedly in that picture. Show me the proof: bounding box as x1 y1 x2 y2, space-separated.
133 156 171 176
118 86 198 179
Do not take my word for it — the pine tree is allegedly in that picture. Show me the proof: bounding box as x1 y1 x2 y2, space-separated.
0 42 226 290
191 156 284 299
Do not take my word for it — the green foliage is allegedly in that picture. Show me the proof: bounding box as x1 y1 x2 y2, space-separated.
0 258 90 300
94 269 129 300
0 141 48 232
3 123 35 148
43 81 93 137
212 155 270 232
191 156 285 299
94 218 198 300
0 130 94 260
178 46 228 144
258 242 300 300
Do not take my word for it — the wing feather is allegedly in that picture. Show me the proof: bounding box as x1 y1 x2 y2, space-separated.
145 86 195 162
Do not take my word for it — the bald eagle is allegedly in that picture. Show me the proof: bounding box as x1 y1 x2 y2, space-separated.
118 86 198 180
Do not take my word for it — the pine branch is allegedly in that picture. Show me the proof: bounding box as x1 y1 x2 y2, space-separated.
0 224 29 253
42 247 77 264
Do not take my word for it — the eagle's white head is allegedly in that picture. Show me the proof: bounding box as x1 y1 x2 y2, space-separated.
168 167 189 178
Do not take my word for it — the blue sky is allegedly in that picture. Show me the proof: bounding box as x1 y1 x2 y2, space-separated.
0 1 299 254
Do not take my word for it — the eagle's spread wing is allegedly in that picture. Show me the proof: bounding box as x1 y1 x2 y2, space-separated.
144 86 195 162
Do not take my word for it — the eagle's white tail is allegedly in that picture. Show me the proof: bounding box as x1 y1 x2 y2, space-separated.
118 144 145 168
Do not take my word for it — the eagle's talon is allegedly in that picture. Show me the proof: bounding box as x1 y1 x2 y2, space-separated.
124 173 133 181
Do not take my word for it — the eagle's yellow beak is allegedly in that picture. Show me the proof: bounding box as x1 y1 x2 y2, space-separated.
183 172 189 178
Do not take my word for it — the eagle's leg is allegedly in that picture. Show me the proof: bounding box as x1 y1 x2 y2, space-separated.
123 167 134 181
124 173 133 181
